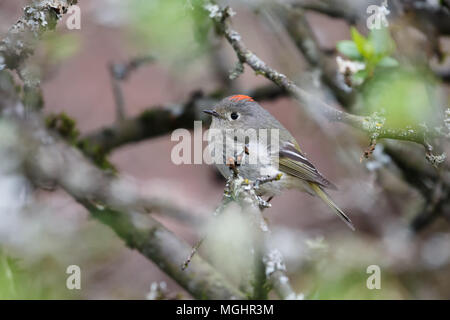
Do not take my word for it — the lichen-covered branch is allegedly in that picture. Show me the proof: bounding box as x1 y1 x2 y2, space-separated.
207 3 447 146
0 0 79 71
0 0 79 110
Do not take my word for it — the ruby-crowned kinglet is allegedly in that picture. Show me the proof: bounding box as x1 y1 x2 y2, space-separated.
203 95 355 231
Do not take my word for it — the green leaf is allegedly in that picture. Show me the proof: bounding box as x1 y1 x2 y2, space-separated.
362 41 375 61
336 41 362 60
369 27 395 56
377 56 399 68
350 27 367 56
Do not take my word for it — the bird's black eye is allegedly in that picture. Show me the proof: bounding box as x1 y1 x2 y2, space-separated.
230 112 239 120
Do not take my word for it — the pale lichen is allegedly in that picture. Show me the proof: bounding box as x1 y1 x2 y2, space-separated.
229 60 244 80
263 248 286 277
426 152 447 167
362 112 386 139
204 3 222 19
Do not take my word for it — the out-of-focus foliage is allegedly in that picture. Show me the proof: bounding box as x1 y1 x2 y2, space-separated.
203 204 259 295
40 32 81 64
338 27 442 129
307 267 404 300
127 0 210 64
0 251 72 299
357 67 441 128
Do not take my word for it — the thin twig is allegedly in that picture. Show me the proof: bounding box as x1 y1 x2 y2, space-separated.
109 55 155 122
181 237 205 271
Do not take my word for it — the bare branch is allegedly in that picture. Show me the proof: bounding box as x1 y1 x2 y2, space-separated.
80 91 204 155
80 85 286 155
109 55 155 122
410 179 447 232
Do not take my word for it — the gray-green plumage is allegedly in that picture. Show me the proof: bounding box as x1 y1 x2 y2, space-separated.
204 95 355 231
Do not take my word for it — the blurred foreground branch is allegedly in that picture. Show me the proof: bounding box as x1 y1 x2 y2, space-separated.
0 94 244 299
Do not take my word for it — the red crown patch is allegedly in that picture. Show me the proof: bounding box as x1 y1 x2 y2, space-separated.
228 95 254 102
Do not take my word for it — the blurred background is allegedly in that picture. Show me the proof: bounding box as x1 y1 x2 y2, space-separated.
0 0 449 299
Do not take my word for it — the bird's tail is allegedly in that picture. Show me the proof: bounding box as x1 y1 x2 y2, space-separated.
310 183 355 231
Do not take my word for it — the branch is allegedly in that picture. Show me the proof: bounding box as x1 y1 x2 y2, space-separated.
207 3 450 232
291 0 362 24
402 0 450 35
109 55 155 122
79 91 204 155
385 144 450 231
80 85 286 155
207 4 446 146
275 6 354 107
0 0 79 71
276 2 450 229
410 179 447 232
0 96 244 299
0 0 79 110
293 0 450 35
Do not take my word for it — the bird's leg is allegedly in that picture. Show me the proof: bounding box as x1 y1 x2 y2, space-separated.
253 174 281 210
256 196 271 210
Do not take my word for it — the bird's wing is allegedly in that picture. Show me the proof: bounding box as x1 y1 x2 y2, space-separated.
278 141 337 190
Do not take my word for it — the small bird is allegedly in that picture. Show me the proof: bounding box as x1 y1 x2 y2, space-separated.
203 94 355 231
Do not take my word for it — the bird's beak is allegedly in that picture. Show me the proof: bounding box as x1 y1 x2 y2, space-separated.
203 110 221 118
